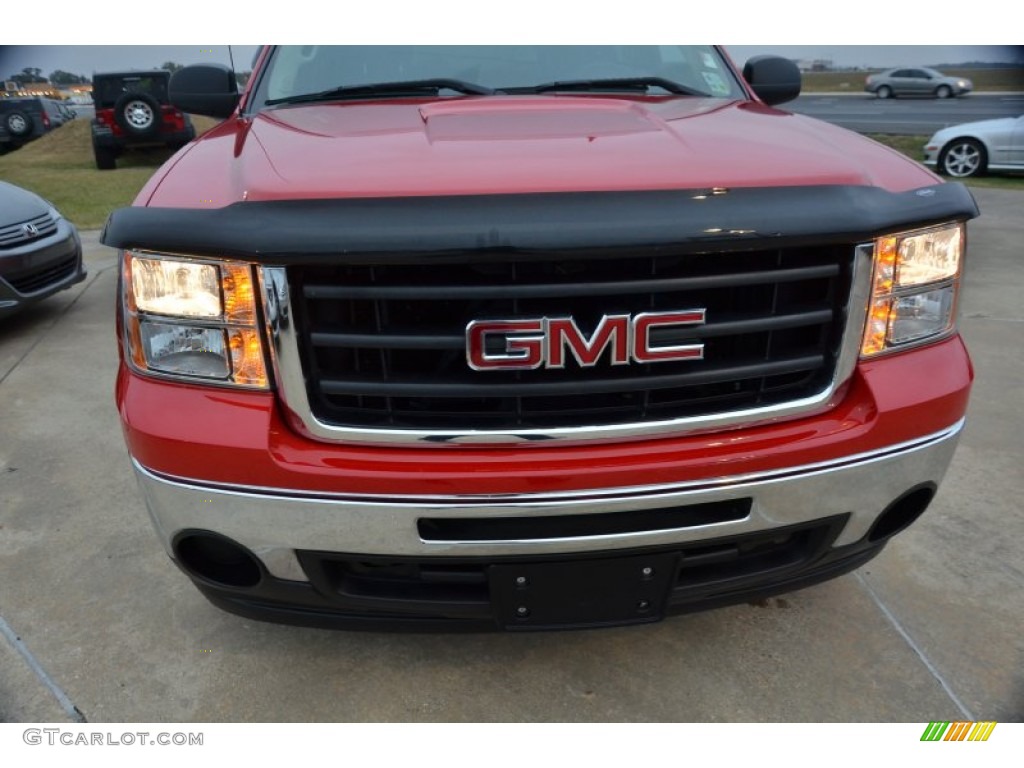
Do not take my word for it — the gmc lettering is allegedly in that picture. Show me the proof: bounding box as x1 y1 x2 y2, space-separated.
466 310 706 370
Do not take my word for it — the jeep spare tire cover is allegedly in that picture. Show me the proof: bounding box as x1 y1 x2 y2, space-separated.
114 91 161 137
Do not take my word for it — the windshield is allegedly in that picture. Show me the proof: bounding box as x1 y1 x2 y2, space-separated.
251 45 743 107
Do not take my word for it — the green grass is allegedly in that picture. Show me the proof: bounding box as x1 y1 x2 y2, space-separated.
0 117 218 229
802 67 1024 93
866 134 1024 190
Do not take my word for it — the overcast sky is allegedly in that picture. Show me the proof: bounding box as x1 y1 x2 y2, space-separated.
727 45 1022 69
0 46 260 80
2 2 1018 79
1 45 1021 81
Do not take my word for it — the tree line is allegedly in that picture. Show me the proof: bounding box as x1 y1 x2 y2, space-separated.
6 67 89 86
6 62 249 87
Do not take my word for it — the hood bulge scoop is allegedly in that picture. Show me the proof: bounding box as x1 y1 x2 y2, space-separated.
417 97 664 142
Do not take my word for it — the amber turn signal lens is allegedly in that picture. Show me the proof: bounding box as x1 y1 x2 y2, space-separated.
861 223 964 358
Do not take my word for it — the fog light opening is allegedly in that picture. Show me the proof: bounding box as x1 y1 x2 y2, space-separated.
174 531 262 588
868 485 937 543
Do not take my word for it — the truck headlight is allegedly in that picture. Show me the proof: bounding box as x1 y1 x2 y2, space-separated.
861 223 963 357
122 251 268 388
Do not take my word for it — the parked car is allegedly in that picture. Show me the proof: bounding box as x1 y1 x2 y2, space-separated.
90 70 195 170
865 68 972 99
0 181 86 317
924 115 1024 178
56 100 77 122
0 97 65 150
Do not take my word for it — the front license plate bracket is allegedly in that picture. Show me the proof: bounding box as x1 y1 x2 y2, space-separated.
489 553 678 630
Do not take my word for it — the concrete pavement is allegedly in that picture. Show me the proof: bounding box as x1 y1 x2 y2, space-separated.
1 194 1022 722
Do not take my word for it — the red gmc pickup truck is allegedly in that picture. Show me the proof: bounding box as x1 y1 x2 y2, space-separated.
102 46 977 631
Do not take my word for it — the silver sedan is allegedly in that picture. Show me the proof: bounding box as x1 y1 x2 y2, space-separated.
924 115 1024 178
865 67 972 99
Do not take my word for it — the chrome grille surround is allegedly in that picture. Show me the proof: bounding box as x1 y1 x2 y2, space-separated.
261 243 873 446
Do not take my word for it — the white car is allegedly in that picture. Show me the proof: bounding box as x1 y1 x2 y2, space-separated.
924 115 1024 178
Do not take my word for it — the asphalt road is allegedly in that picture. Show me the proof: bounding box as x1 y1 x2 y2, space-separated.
1 191 1023 722
788 93 1024 135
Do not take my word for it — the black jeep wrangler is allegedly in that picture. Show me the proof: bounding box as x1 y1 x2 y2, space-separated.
90 70 196 170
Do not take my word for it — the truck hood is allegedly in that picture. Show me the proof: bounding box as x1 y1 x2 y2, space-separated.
143 96 939 206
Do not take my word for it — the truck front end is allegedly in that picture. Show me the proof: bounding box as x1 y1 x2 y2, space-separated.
105 46 977 630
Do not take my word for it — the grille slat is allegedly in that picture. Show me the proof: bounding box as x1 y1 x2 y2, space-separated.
311 331 466 350
301 263 840 301
319 355 824 398
6 255 77 294
291 245 853 432
308 309 835 351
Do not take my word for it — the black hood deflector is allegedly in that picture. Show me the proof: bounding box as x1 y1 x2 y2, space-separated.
101 183 979 264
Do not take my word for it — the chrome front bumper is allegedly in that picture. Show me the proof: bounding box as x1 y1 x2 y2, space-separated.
133 419 964 583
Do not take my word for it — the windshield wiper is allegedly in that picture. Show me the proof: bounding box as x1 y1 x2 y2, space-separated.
507 77 708 97
266 78 495 106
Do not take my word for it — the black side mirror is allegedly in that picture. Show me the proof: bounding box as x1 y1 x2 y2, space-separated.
742 56 801 106
169 64 240 119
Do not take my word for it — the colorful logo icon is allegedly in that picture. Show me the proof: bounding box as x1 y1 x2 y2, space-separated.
921 722 997 741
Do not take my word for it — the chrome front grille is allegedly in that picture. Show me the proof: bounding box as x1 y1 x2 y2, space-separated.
280 243 860 439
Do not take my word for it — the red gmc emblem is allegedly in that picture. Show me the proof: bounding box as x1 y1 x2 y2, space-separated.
466 311 706 370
